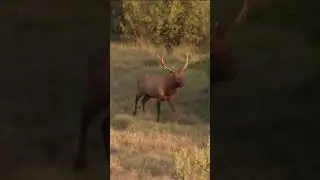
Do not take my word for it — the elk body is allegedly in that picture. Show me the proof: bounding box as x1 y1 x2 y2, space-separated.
211 0 249 87
74 45 109 170
132 54 189 123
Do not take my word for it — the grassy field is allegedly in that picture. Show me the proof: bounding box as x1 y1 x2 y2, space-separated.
110 43 210 179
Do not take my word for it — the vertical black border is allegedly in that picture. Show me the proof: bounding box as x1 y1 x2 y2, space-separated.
209 1 320 179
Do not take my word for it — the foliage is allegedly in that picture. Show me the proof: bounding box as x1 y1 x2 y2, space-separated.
174 136 210 180
112 1 210 47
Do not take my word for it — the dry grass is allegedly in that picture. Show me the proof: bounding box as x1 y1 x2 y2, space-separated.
110 41 210 179
110 117 209 179
110 122 208 179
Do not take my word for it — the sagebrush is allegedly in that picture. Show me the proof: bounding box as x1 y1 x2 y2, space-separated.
174 136 210 180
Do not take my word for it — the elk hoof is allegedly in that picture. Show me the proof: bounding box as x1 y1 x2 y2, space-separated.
171 113 179 123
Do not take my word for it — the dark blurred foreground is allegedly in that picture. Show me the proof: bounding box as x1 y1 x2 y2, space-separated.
212 0 320 179
0 2 107 179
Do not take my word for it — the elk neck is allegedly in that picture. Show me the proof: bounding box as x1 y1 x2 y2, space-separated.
163 73 180 94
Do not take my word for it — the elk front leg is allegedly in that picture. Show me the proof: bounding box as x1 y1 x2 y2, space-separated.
167 100 178 123
141 95 151 113
74 99 107 170
132 93 143 116
156 100 161 122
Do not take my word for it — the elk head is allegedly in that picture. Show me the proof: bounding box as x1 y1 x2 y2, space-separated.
211 0 249 86
157 53 189 89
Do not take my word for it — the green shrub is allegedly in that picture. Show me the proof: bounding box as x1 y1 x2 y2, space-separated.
174 136 210 180
111 1 210 47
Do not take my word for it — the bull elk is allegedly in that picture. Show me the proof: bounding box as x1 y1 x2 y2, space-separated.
132 54 189 123
211 0 249 87
74 45 109 170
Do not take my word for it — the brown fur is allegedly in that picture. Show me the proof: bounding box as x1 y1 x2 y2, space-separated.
132 54 189 123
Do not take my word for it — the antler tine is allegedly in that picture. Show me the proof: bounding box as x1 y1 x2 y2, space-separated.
180 53 189 71
233 0 249 25
157 53 175 73
221 0 249 41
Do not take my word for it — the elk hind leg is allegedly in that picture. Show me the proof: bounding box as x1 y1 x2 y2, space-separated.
101 115 109 158
141 95 151 113
156 100 161 122
132 92 143 116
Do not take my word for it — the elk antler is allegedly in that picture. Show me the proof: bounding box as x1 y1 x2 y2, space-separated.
157 54 175 73
232 0 249 26
215 0 249 40
180 53 189 72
